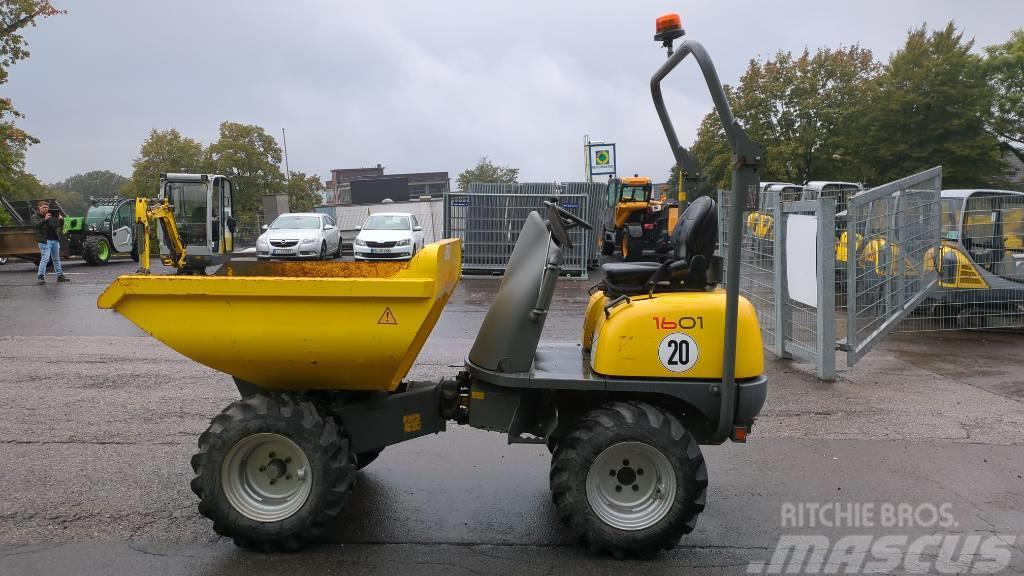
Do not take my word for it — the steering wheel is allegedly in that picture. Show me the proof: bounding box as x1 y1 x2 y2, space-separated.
543 201 593 249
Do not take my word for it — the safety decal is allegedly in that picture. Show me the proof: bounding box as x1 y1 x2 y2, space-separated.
378 307 398 325
658 332 698 373
403 413 422 433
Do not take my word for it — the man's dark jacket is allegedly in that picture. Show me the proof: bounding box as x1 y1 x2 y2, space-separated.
29 213 62 243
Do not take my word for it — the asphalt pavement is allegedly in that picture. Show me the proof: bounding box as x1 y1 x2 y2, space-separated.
0 256 1022 575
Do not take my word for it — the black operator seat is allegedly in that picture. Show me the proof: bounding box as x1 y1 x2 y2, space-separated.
601 196 719 294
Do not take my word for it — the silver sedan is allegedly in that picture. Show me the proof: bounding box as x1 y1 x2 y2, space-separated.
256 213 342 260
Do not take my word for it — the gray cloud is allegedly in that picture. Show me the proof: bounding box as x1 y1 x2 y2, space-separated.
8 0 1021 186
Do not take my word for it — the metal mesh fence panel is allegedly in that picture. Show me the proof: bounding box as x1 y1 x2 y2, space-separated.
843 168 941 363
232 214 264 249
445 183 590 277
718 188 777 352
560 181 610 268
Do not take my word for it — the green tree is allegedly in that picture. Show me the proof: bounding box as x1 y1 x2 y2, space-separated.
51 169 128 198
208 121 285 214
127 128 207 198
0 169 42 224
854 23 1005 187
456 156 519 192
690 109 732 191
42 170 128 216
687 45 878 191
743 46 878 183
0 1 62 191
984 29 1024 164
285 171 324 212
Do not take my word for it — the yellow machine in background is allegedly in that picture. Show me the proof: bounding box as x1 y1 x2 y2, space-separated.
600 175 678 261
923 189 1024 327
134 197 186 273
132 173 236 275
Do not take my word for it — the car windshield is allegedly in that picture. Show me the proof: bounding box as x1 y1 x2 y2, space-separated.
363 215 410 230
271 216 320 230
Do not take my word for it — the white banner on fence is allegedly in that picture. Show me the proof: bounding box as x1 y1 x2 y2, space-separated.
786 214 818 308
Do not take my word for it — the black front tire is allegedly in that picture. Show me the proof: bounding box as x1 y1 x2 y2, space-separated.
190 393 355 551
319 242 327 261
550 402 707 559
82 235 111 265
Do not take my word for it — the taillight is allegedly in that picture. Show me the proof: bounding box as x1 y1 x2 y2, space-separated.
643 223 655 230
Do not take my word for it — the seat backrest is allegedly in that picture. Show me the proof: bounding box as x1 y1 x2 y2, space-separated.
671 196 718 261
468 211 562 373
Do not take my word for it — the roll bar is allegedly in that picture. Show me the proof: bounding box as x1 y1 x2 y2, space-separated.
651 38 762 443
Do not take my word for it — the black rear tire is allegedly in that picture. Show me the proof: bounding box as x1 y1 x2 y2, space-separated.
550 401 707 559
190 393 355 551
82 235 111 265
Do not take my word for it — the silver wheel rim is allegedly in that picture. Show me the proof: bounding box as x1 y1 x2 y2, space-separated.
585 441 676 531
221 433 312 522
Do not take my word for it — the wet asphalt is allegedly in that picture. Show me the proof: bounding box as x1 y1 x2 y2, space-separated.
0 256 1022 575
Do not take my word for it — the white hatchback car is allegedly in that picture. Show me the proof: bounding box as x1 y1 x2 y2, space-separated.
353 213 424 260
256 213 342 260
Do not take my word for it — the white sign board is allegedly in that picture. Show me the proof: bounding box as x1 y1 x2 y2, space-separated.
588 144 616 176
785 214 819 308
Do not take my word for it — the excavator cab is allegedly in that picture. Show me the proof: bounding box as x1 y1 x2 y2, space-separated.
158 173 236 272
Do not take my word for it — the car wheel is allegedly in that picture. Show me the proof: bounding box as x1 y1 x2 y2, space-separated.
319 242 326 261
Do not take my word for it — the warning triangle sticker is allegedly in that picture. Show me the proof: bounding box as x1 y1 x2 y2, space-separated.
377 307 398 325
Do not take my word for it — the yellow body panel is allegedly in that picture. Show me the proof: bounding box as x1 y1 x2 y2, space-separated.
620 176 651 186
97 240 462 392
613 201 650 228
835 231 863 264
924 243 989 289
585 290 764 380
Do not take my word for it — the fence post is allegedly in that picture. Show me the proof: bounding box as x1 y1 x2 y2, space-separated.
773 193 791 359
816 196 836 381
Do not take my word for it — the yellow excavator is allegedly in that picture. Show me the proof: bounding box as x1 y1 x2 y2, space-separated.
135 173 235 274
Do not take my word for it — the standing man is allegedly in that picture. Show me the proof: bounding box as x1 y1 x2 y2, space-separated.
30 200 70 285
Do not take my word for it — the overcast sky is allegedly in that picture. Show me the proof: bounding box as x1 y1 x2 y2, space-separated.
8 0 1022 187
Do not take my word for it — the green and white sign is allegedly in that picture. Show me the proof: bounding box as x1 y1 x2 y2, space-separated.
588 143 616 176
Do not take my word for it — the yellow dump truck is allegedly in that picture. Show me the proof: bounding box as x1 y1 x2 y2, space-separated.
96 14 769 559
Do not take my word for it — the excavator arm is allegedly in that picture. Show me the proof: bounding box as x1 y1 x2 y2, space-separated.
135 197 187 274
